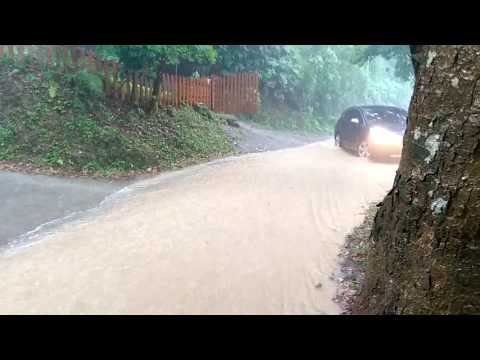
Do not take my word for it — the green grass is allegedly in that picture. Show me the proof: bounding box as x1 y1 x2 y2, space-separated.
0 62 234 176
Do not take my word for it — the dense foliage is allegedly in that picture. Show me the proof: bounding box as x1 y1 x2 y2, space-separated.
95 45 217 76
352 45 414 81
96 45 414 132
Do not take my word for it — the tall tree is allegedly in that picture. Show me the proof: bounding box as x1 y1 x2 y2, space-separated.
355 45 480 314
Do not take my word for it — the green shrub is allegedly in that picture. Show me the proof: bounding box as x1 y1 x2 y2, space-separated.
65 69 104 99
0 126 15 147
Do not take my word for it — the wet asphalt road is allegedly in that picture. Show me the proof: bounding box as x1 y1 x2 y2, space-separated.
0 171 128 246
1 121 323 248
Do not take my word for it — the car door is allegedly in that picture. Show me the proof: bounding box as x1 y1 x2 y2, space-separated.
336 111 347 140
342 109 362 150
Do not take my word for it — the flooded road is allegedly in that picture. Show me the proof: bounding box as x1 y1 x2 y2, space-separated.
0 171 128 247
0 140 398 314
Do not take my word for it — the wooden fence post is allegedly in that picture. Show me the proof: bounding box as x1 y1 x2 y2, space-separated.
169 74 173 106
160 74 165 106
46 46 52 68
178 76 183 106
250 73 255 113
190 78 194 105
251 72 254 113
111 62 118 99
17 45 24 64
63 46 69 71
131 72 137 105
210 77 214 111
227 75 232 114
148 78 154 104
193 78 196 105
77 48 85 69
8 46 14 61
141 75 145 106
124 71 130 103
173 75 180 107
165 74 170 106
138 73 143 106
54 46 61 68
93 54 100 73
71 46 78 69
137 73 142 106
103 60 109 96
240 73 244 113
87 51 95 73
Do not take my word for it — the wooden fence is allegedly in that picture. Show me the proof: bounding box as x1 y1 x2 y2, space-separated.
0 45 260 114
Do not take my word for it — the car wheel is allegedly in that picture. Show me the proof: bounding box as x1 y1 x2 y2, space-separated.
357 141 370 158
335 133 341 147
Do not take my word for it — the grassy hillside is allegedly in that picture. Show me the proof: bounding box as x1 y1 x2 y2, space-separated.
0 61 234 177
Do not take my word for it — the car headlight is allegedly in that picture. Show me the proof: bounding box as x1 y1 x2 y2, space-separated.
369 126 403 145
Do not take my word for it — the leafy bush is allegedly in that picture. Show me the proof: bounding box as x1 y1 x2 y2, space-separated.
0 126 15 147
65 69 104 99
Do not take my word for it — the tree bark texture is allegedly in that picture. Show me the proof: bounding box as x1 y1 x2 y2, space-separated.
355 45 480 314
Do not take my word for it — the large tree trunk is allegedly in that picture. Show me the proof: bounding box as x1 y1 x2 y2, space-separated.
354 45 480 315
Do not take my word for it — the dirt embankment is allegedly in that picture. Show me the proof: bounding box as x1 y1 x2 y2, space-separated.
0 61 233 178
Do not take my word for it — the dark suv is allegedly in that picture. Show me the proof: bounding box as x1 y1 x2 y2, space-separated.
334 105 407 160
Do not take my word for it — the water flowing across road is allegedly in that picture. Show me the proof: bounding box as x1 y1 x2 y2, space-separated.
0 140 397 314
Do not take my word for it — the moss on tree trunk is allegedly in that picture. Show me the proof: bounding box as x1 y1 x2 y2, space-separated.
354 45 480 315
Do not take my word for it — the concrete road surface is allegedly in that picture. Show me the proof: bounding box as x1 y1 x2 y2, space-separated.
0 140 398 314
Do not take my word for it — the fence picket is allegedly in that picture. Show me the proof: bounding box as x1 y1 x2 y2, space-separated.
45 46 51 68
176 75 180 107
138 73 143 105
170 75 175 106
132 72 136 104
236 74 240 114
0 46 259 114
193 78 197 105
184 78 188 105
164 74 169 105
8 46 14 61
17 45 24 63
71 47 78 68
111 62 118 99
63 46 69 71
255 73 260 112
78 48 85 68
190 78 193 105
87 51 95 73
123 71 130 102
167 74 172 106
103 61 109 96
250 73 255 113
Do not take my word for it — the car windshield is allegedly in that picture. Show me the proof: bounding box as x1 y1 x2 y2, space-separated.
363 108 407 127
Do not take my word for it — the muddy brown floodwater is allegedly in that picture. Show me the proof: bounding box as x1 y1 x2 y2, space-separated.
0 140 398 314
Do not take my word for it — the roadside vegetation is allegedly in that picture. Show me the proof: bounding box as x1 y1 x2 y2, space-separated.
0 60 233 177
336 204 378 314
95 45 414 134
0 45 413 176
